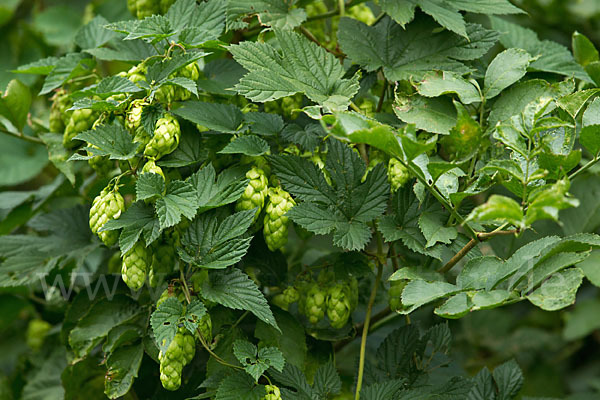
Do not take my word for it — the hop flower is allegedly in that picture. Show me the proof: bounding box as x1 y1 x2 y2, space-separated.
388 158 410 192
326 283 352 329
89 187 125 246
263 384 282 400
197 312 212 344
63 108 98 148
26 319 52 350
159 327 195 391
236 166 269 220
144 113 180 160
141 159 165 180
300 283 327 324
121 241 151 290
49 89 72 133
263 187 295 251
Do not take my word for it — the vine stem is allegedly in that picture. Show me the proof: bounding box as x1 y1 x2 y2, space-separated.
569 156 600 180
0 126 43 144
437 227 518 273
354 234 384 400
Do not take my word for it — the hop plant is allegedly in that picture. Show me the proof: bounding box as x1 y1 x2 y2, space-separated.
389 280 407 312
326 283 353 329
142 159 165 180
159 327 195 391
235 166 269 220
263 385 282 400
155 84 176 104
89 187 125 246
263 187 296 251
63 108 98 148
126 100 151 151
49 89 72 133
121 241 151 290
300 283 327 324
144 113 180 160
388 158 411 192
26 319 52 350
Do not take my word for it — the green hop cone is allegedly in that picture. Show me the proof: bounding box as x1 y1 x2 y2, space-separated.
263 384 282 400
142 159 165 180
236 166 268 220
129 0 160 19
49 89 72 133
155 84 176 104
121 241 151 290
126 100 151 151
89 187 125 246
26 319 52 350
388 158 410 192
263 187 296 251
300 283 327 325
283 286 299 304
126 63 146 84
197 312 212 343
157 287 186 308
159 327 195 391
63 108 98 149
144 113 180 160
326 283 352 329
389 280 407 312
159 0 175 14
347 3 376 25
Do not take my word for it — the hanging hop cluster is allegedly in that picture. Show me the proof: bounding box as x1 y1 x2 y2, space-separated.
236 165 269 220
159 326 195 391
144 113 181 160
63 108 98 149
263 385 282 400
89 187 125 246
49 89 73 133
263 187 296 251
121 241 151 290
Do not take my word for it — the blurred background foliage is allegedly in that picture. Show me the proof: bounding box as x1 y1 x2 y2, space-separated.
1 0 600 399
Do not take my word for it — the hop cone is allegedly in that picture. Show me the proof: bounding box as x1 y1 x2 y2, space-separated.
129 0 160 19
159 327 195 391
263 188 295 251
121 241 150 290
236 166 268 220
144 113 180 160
142 159 165 180
326 283 352 329
388 158 410 192
264 385 282 400
89 187 125 246
174 62 200 101
26 319 52 350
49 89 72 133
197 312 212 343
63 108 97 148
300 283 327 324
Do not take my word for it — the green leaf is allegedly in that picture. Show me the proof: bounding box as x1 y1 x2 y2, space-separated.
338 16 498 81
489 16 591 83
103 324 143 355
0 134 48 187
111 15 175 44
166 0 225 45
227 0 306 30
418 0 467 38
215 371 265 400
179 209 254 269
187 164 247 213
75 15 115 50
418 211 457 248
70 121 137 161
493 360 524 400
183 299 207 334
104 344 143 399
466 195 524 228
197 58 245 95
150 297 183 352
40 53 94 95
201 268 279 330
244 112 284 136
0 79 31 131
525 180 579 226
155 180 199 229
556 89 600 119
136 173 164 201
218 135 269 156
394 94 456 135
563 298 600 340
172 101 243 133
100 202 161 254
233 340 285 382
401 280 461 313
14 56 60 75
484 48 531 99
158 132 210 167
312 361 342 397
68 295 141 358
416 71 481 104
434 292 471 319
572 31 599 67
23 350 66 400
526 268 584 311
230 29 359 110
95 75 144 96
254 309 306 368
457 257 504 291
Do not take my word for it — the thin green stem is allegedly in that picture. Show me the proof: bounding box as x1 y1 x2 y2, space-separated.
569 156 600 180
0 126 43 145
376 78 387 113
354 233 384 400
